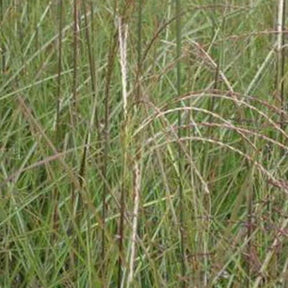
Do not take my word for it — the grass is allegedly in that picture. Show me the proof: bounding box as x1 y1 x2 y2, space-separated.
1 0 288 287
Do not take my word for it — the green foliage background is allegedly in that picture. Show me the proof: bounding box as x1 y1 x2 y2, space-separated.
1 1 288 287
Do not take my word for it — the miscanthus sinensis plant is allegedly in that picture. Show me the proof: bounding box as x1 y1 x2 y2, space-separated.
1 0 288 287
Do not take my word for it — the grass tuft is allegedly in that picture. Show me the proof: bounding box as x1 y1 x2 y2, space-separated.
2 1 288 287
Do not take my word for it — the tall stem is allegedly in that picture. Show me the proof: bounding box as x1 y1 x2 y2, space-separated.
175 0 186 285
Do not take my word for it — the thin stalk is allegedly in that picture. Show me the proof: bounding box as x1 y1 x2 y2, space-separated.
56 0 63 141
127 161 141 287
72 0 79 126
268 0 287 280
102 40 115 279
118 16 129 288
68 0 80 276
78 0 100 189
204 6 224 285
127 1 143 285
71 0 80 231
2 1 9 278
135 0 142 103
175 0 186 285
0 0 5 73
83 0 100 136
80 4 99 285
118 152 127 288
276 0 286 134
103 6 118 281
208 5 224 119
246 163 255 286
273 0 286 278
78 134 88 188
52 0 64 247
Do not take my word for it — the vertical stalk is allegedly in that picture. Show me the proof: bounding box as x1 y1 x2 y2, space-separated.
72 0 79 125
175 0 186 285
276 0 286 134
118 16 129 288
127 2 143 286
1 4 8 285
83 0 100 138
103 2 118 280
0 0 5 73
127 160 141 287
268 0 287 281
78 0 99 189
52 0 64 247
136 0 142 103
70 0 80 276
56 0 63 140
246 164 255 286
